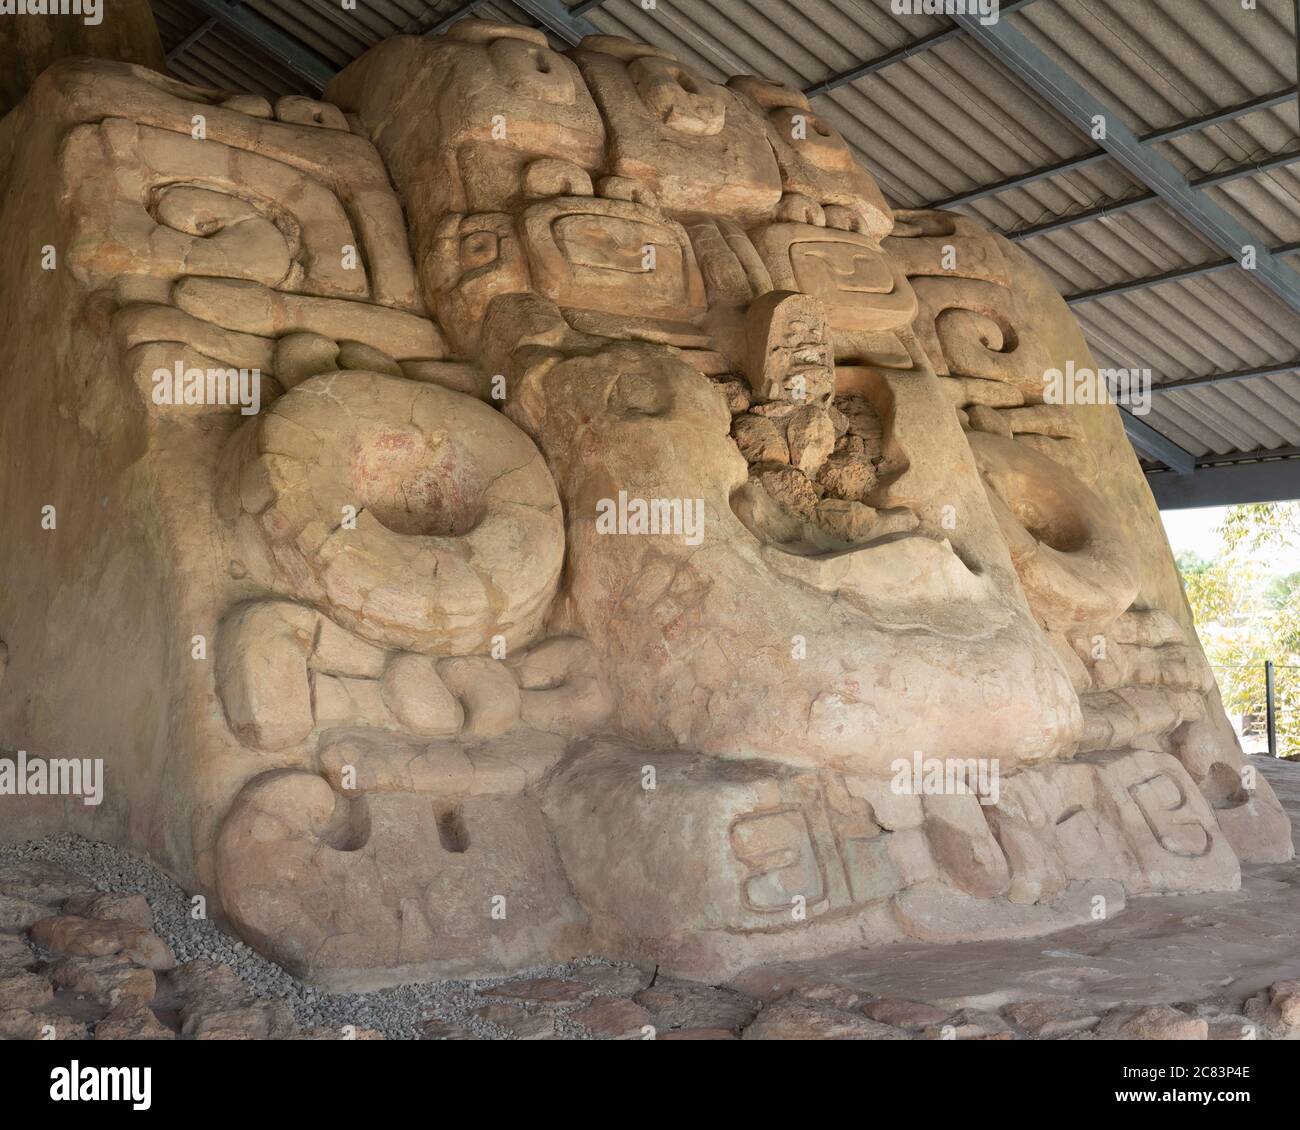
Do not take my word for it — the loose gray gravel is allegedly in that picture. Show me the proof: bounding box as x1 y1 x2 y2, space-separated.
0 832 636 1040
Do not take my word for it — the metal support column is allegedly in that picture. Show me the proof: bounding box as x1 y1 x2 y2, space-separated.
1265 659 1279 758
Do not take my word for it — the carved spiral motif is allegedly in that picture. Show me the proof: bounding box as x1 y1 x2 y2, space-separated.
228 370 564 655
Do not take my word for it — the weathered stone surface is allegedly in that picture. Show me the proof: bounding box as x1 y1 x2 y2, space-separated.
0 0 165 117
713 378 751 414
633 979 760 1033
215 772 587 986
571 999 654 1040
1206 1013 1261 1042
567 964 652 997
169 959 248 1007
657 1027 738 1040
0 861 95 907
862 998 952 1030
1239 981 1300 1037
1269 980 1300 1029
480 977 595 1009
0 935 37 974
1097 1005 1208 1041
788 983 870 1011
436 656 521 738
1003 998 1102 1038
187 1002 298 1040
50 956 157 1010
921 1009 1013 1041
471 1002 557 1040
63 892 154 931
0 894 49 931
381 655 463 736
785 405 835 476
0 1009 89 1041
816 451 875 501
0 19 1285 997
749 462 819 520
814 498 878 543
732 413 789 464
742 1000 910 1040
169 958 295 1039
0 969 53 1011
29 916 174 971
95 1005 176 1041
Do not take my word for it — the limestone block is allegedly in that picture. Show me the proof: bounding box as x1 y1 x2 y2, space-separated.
62 893 154 931
752 224 918 334
215 770 588 986
380 655 463 736
572 38 780 222
508 637 612 737
28 916 174 971
328 27 605 219
893 879 1126 943
921 792 1010 899
727 74 892 241
216 602 316 751
1085 749 1241 892
544 745 906 962
49 956 156 1010
436 656 522 738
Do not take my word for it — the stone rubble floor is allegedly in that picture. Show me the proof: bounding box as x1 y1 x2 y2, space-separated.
1 755 1299 1041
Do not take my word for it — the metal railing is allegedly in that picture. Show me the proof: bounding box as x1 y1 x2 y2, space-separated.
1209 662 1300 759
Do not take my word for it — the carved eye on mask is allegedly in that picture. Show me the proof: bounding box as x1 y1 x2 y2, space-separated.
460 230 500 270
768 108 852 170
629 56 726 136
488 38 577 105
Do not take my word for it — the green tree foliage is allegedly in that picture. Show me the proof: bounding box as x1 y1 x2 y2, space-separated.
1177 503 1300 757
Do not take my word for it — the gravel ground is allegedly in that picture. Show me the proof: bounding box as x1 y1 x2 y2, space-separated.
0 833 633 1040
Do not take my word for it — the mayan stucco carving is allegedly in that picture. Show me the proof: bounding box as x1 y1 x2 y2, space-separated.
0 21 1288 988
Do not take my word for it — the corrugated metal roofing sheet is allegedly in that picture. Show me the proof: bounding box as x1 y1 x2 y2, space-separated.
146 0 1300 466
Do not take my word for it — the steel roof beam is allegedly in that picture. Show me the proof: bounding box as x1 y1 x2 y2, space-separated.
1120 408 1196 474
976 138 1299 241
955 14 1300 318
1065 240 1300 304
1193 444 1300 468
425 0 605 39
802 0 1041 99
927 150 1110 210
1065 257 1236 303
168 15 218 62
1148 450 1300 507
1005 192 1156 241
1150 360 1300 394
182 0 337 87
1143 86 1297 144
928 86 1298 211
424 0 492 37
1190 147 1300 190
509 0 600 46
1001 140 1300 240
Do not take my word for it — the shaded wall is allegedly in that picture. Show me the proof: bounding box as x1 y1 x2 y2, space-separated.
1 0 165 117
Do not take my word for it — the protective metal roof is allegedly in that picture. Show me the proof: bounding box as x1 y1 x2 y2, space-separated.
147 0 1300 503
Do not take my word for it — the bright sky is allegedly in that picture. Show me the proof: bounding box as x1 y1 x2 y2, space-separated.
1160 505 1300 576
